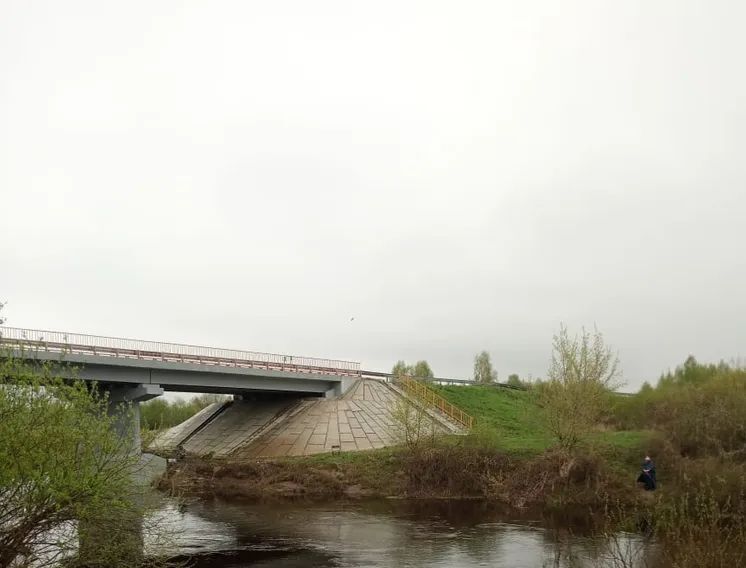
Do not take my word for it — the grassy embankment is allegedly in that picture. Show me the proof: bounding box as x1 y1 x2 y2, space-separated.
161 359 746 565
162 384 651 508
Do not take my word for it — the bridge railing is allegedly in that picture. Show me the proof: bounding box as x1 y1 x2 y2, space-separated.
0 326 361 377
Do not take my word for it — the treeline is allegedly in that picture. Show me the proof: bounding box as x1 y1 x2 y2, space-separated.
611 356 746 458
396 328 746 565
140 394 228 430
604 356 746 566
391 351 528 388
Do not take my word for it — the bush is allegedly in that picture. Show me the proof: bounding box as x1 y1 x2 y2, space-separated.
610 359 746 459
654 486 746 567
0 354 151 566
539 324 621 450
506 374 529 389
401 444 512 497
388 395 436 452
653 371 746 458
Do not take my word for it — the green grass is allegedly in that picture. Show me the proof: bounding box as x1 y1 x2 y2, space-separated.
282 446 402 494
436 385 552 453
196 387 654 503
436 385 649 456
594 429 650 449
277 385 649 484
300 446 398 466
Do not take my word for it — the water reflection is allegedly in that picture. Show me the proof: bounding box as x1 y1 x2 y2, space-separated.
152 499 653 567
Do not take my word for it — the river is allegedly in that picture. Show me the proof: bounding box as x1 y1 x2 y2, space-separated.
148 498 655 567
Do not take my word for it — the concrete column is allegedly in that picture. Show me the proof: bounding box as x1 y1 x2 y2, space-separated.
105 383 163 455
78 383 163 566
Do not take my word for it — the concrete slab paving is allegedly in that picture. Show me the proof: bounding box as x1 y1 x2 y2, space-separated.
181 398 296 458
149 379 464 460
234 379 445 458
147 401 226 454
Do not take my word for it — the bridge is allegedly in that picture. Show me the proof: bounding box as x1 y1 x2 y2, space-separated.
0 325 362 396
0 326 424 562
0 326 473 459
0 325 373 463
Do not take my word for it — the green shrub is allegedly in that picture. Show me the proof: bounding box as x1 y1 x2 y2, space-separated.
610 358 746 459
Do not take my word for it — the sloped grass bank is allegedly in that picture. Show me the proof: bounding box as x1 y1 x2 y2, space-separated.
436 385 649 458
161 385 651 508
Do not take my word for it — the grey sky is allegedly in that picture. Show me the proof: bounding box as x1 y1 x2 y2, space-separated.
1 1 744 390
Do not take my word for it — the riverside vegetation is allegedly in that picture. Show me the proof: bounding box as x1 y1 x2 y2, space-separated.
0 305 177 568
163 327 746 567
0 354 177 568
4 308 746 566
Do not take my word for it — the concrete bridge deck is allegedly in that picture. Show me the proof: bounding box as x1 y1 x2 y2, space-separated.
0 326 360 397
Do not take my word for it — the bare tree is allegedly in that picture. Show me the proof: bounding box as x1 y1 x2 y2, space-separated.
388 395 436 452
539 324 622 449
473 351 497 384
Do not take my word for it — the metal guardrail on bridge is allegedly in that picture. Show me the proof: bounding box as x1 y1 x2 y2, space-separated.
362 369 526 390
0 326 361 377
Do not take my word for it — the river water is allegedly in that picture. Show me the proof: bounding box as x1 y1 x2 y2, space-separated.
149 499 655 567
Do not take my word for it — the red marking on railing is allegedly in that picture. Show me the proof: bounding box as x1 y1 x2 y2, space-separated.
0 326 361 378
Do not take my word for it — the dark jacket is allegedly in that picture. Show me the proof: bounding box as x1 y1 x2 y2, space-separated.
637 460 656 490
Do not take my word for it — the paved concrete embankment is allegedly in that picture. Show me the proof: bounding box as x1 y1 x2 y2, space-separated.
237 379 399 457
148 379 461 459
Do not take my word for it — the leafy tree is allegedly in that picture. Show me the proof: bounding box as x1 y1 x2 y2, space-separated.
473 351 497 384
507 374 522 388
539 324 622 450
613 358 746 456
392 360 412 379
392 360 435 380
0 355 149 566
412 360 434 379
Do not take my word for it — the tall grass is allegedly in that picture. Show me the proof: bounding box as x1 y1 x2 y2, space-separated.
601 357 746 566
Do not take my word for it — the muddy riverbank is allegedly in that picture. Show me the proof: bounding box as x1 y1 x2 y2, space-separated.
159 444 642 510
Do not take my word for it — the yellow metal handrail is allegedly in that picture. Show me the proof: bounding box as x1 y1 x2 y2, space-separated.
395 376 474 429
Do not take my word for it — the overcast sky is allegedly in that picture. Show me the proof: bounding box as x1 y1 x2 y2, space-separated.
1 1 744 391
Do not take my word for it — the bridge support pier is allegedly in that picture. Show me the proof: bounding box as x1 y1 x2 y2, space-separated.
105 382 164 456
78 383 163 566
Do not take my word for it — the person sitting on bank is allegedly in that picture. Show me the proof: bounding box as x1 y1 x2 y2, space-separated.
636 456 656 491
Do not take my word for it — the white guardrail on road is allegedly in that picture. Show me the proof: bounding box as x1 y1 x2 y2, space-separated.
0 326 362 377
